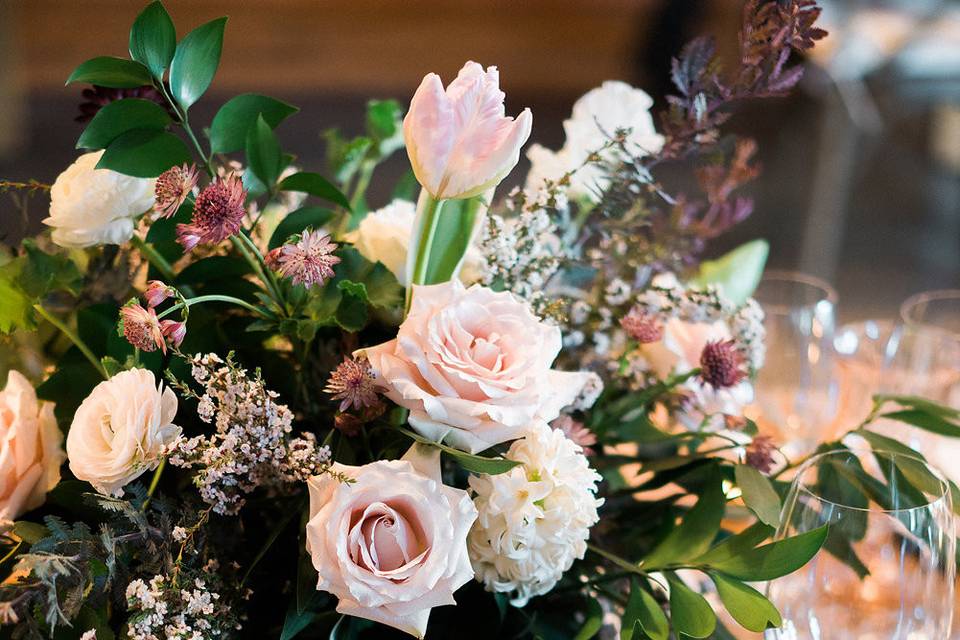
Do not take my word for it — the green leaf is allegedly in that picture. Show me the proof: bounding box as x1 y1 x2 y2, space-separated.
77 98 172 150
365 98 404 158
246 114 282 188
66 56 153 88
280 172 351 210
573 597 604 640
17 240 82 298
210 93 299 154
881 409 960 437
691 239 769 306
334 287 368 332
875 394 960 419
622 578 668 640
642 468 724 568
735 464 781 527
169 17 227 110
13 521 48 544
270 207 335 249
667 576 716 639
101 356 124 377
323 129 373 185
175 256 251 284
423 196 485 285
281 607 316 640
97 128 191 178
398 428 521 475
710 573 782 632
0 275 33 333
694 522 774 566
129 1 176 78
702 526 828 581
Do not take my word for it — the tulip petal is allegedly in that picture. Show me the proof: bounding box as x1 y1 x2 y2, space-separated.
403 73 455 198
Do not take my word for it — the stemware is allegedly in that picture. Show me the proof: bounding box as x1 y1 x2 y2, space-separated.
894 289 960 406
750 271 839 458
765 449 956 639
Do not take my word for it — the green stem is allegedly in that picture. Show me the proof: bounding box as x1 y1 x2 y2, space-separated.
33 304 108 379
405 191 444 312
349 160 376 212
157 294 265 320
587 543 648 576
142 457 166 510
233 233 285 308
130 234 175 281
154 80 215 180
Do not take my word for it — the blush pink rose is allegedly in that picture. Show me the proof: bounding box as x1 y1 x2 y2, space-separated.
305 445 477 638
362 281 594 453
0 370 65 520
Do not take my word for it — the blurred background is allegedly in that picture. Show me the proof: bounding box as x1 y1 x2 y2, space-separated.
0 0 957 322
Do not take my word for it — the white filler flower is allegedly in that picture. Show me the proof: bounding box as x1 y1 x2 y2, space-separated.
468 421 603 606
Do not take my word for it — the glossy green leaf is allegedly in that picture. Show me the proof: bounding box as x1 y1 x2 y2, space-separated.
711 573 782 632
875 394 960 419
622 578 668 640
129 1 176 78
573 597 604 640
691 239 769 305
246 114 282 188
334 287 368 332
881 409 960 437
398 428 520 475
77 98 172 150
169 17 227 110
668 576 716 639
97 128 191 177
735 464 781 527
66 56 153 88
702 526 828 581
210 93 298 154
279 172 351 210
269 207 335 249
642 468 724 568
694 522 774 566
365 98 404 157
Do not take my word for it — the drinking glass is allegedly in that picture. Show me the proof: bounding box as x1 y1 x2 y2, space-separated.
766 449 956 639
894 289 960 406
750 271 839 458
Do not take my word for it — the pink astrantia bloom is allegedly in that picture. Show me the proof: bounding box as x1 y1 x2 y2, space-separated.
271 230 341 288
144 280 175 308
153 163 198 219
120 304 165 354
550 415 598 456
159 320 186 349
620 306 663 344
324 357 382 412
403 61 533 200
176 174 246 251
699 339 747 389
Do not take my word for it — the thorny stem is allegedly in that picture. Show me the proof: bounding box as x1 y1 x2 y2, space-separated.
33 304 108 380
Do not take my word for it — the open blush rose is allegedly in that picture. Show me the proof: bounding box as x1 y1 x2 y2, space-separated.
305 445 477 638
362 280 595 453
0 371 65 521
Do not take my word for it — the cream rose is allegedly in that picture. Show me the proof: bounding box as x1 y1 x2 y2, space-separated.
363 280 593 453
305 445 477 638
346 199 485 286
0 371 64 520
43 151 156 248
67 369 180 496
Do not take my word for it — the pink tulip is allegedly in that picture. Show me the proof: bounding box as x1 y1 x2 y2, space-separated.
403 61 532 200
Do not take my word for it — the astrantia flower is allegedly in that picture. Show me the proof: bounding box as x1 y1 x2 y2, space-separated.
160 320 186 349
745 434 777 474
270 230 340 288
468 422 603 606
144 280 175 308
154 163 198 219
324 357 381 412
620 306 663 343
176 174 246 251
550 415 597 456
120 303 165 353
699 339 747 389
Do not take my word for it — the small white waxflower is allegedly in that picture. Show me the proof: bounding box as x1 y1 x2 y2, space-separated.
468 421 603 606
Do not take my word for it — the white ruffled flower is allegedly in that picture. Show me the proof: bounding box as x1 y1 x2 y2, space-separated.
525 81 664 202
468 422 603 606
44 151 156 248
346 199 485 286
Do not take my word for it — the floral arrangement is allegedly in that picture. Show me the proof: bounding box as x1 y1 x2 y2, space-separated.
1 1 958 639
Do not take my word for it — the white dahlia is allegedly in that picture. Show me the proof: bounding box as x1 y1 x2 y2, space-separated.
467 421 603 606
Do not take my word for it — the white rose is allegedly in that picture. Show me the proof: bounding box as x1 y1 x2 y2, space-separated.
525 80 664 202
363 280 594 453
345 199 485 286
66 369 180 496
306 445 477 638
43 151 156 248
0 371 64 520
641 317 754 429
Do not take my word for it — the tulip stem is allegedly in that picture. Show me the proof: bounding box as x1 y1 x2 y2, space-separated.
406 192 444 312
33 304 109 380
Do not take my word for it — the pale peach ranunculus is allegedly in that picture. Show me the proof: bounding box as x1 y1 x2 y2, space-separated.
305 445 477 638
66 368 180 497
403 61 532 200
0 371 64 520
362 280 594 453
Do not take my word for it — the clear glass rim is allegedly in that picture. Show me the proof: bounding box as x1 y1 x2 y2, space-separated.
755 269 838 315
900 289 960 340
793 449 951 514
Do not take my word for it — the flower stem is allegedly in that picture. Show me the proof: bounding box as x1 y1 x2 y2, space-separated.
156 294 265 320
33 304 109 379
130 234 176 282
349 159 376 213
232 233 285 309
405 191 444 313
142 457 166 510
586 543 648 576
